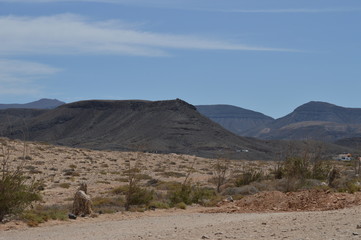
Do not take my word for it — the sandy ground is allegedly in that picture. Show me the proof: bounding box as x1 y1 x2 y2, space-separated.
2 206 361 240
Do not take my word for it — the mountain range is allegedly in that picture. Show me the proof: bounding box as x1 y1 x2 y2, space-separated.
198 101 361 143
0 98 357 158
0 99 278 160
0 98 65 110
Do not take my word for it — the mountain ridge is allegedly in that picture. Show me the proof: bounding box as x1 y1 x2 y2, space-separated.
197 101 361 144
0 99 275 160
0 98 65 110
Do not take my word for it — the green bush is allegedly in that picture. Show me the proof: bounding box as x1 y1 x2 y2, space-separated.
235 169 264 187
92 196 124 214
175 202 187 209
0 171 41 222
148 201 170 209
21 205 68 227
125 185 154 207
168 182 216 206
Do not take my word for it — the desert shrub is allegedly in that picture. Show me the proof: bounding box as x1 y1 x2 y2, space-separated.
311 160 332 180
160 171 186 178
21 205 68 227
234 169 264 187
124 185 154 208
92 196 124 214
168 182 215 206
175 202 187 209
68 164 77 169
168 183 192 205
0 141 41 222
333 176 361 193
111 183 153 209
148 200 170 209
283 156 311 180
111 185 128 194
211 157 230 193
59 183 71 189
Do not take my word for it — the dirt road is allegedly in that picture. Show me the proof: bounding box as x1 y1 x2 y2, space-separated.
2 206 361 240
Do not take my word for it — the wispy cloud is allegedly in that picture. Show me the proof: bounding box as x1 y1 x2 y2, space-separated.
1 0 360 14
0 59 60 96
222 8 361 14
0 14 294 57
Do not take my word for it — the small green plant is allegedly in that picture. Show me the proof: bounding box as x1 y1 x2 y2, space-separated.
235 169 264 187
168 158 216 206
92 196 124 214
0 140 41 222
121 156 154 211
148 201 170 209
59 183 71 189
175 202 187 209
21 205 68 227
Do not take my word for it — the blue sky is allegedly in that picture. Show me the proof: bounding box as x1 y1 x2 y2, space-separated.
0 0 360 118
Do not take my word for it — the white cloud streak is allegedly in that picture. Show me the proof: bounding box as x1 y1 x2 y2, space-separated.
1 0 360 14
0 59 60 96
222 8 361 13
0 14 294 57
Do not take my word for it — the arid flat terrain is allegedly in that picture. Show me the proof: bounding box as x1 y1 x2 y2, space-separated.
2 137 361 239
2 206 361 240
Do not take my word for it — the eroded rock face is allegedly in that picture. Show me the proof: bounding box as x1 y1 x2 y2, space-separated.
72 183 93 216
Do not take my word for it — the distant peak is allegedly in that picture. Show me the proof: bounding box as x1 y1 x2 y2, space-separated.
294 101 337 112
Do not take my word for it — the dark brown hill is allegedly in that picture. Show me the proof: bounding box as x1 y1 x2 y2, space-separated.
1 99 277 160
196 104 274 136
0 98 65 110
0 108 48 133
334 137 361 150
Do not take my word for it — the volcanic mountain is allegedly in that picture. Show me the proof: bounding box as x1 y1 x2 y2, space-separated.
0 99 276 159
196 104 274 136
0 98 65 110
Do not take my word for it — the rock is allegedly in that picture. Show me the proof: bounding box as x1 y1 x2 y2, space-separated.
201 236 210 239
68 213 77 219
226 196 234 202
72 183 93 216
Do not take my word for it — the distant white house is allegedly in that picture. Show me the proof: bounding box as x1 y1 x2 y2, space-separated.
336 153 352 161
236 149 249 153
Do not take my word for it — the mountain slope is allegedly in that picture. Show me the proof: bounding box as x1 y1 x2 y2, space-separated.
0 98 65 110
196 104 274 136
255 102 361 141
0 99 275 159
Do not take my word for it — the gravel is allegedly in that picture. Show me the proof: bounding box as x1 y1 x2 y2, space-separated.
2 206 361 240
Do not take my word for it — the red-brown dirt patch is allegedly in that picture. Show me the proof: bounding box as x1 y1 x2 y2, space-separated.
207 189 361 213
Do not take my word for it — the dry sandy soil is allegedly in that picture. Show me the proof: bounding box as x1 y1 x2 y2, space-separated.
2 206 361 240
0 137 274 207
2 137 361 239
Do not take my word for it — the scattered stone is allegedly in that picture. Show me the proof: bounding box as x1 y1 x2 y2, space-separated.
357 225 361 229
68 213 77 220
226 196 234 202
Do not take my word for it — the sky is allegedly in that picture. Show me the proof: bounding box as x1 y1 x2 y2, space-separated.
0 0 360 118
